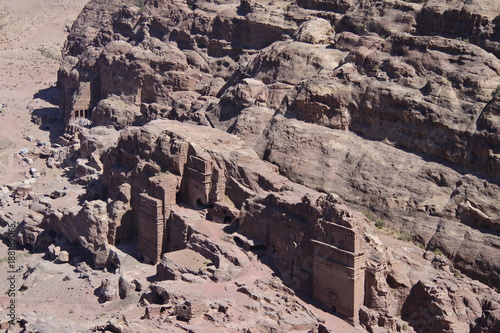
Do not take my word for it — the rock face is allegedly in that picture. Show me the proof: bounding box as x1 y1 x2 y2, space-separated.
147 277 325 331
29 114 496 332
21 263 63 291
51 0 500 331
262 115 500 291
361 240 500 333
401 278 499 333
100 119 367 323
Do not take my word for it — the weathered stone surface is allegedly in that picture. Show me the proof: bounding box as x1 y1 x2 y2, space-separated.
78 126 120 160
25 199 125 270
99 277 118 302
15 210 45 247
44 110 500 332
258 115 500 290
402 277 500 333
60 200 109 250
42 0 500 331
147 277 323 331
294 18 335 44
48 244 61 260
91 96 140 130
118 273 137 299
74 158 98 178
156 248 210 281
416 0 500 58
21 262 63 290
58 0 500 182
57 250 70 263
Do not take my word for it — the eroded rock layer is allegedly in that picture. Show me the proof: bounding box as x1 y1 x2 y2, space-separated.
46 0 500 331
58 0 500 292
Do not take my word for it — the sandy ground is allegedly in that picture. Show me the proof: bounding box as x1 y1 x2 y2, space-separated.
0 0 90 328
0 237 365 332
0 223 363 333
0 0 88 188
0 1 366 332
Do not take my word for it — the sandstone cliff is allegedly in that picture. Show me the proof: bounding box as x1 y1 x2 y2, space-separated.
49 0 500 331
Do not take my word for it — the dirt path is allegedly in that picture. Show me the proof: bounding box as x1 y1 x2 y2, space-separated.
0 0 88 187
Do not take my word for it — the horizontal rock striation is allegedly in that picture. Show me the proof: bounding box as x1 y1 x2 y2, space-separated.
52 0 500 331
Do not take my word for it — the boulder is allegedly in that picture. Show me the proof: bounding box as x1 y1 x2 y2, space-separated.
99 277 118 302
57 251 70 263
294 19 334 44
21 263 63 290
118 273 136 299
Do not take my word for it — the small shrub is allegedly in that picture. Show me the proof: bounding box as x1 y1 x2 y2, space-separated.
419 243 425 249
402 323 408 331
362 211 374 221
37 47 59 61
454 269 461 278
69 309 74 314
375 219 385 229
495 85 500 95
398 232 414 242
63 276 71 282
433 248 443 256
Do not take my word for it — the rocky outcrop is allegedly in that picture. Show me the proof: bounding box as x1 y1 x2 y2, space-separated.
91 95 141 129
52 0 500 331
147 277 325 331
57 0 500 177
259 115 500 290
416 0 500 58
76 118 496 331
12 195 125 270
86 119 364 324
20 262 63 291
8 115 499 332
99 277 119 302
402 277 500 333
